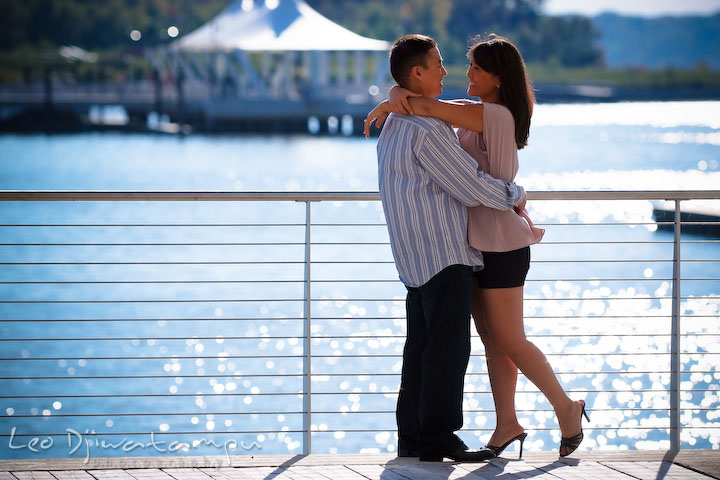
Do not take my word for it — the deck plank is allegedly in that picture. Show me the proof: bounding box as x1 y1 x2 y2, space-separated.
195 468 255 480
275 466 334 479
11 473 56 480
48 472 95 480
603 461 715 480
455 463 524 480
385 464 452 480
462 458 580 480
297 465 368 479
124 470 175 480
344 464 409 480
388 463 507 480
457 461 558 480
530 460 636 479
600 461 668 480
160 469 213 480
86 470 136 480
201 467 288 480
0 474 18 480
492 459 572 479
675 450 720 480
222 465 332 480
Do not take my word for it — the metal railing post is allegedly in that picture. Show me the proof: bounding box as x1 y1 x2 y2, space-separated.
670 199 682 451
302 200 312 454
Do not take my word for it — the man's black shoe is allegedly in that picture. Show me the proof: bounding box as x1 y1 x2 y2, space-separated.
397 447 419 457
419 446 496 462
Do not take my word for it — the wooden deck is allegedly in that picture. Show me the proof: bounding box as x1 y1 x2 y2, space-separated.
1 451 719 480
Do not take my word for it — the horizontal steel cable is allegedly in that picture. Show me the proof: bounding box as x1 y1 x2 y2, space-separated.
2 190 718 201
0 240 683 246
0 261 306 265
0 221 679 227
6 259 717 264
0 278 678 283
0 222 713 228
0 427 690 438
7 277 720 283
8 332 718 341
1 280 309 284
2 295 716 303
2 370 716 380
0 242 306 246
10 425 720 438
0 224 305 227
0 389 690 399
2 314 716 322
6 406 712 419
2 352 708 361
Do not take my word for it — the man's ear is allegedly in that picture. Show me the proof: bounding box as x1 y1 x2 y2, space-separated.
410 65 423 80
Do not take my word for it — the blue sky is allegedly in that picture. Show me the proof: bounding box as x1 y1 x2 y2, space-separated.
544 0 720 16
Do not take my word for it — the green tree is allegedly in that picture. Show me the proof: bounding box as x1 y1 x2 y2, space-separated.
536 15 604 67
1 0 605 70
0 1 33 49
0 0 226 50
446 0 543 49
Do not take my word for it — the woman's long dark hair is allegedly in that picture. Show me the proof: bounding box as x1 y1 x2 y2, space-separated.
468 34 535 149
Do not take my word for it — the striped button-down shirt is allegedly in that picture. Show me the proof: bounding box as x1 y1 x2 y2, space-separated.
377 114 526 287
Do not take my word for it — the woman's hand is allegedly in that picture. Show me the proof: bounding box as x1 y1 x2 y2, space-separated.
364 100 391 138
513 196 527 215
389 85 422 115
363 86 424 137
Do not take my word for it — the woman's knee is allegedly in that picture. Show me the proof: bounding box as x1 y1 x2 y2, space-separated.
492 335 529 359
477 329 503 356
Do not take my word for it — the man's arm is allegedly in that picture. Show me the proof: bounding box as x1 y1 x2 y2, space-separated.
416 122 525 210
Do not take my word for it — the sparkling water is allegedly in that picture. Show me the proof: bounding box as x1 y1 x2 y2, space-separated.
0 101 718 459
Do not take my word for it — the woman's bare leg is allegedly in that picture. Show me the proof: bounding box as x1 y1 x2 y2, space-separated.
472 282 524 446
478 286 584 452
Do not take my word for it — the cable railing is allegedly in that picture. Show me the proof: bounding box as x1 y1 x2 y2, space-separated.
0 190 717 460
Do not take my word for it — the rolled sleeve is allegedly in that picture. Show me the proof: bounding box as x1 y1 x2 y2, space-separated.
416 123 525 210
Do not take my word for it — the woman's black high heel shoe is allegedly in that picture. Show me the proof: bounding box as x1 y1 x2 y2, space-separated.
487 432 528 459
559 400 590 457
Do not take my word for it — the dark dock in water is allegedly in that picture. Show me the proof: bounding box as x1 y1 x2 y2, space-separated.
652 200 720 237
0 81 377 136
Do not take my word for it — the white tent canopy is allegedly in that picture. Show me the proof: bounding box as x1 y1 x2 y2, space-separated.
157 0 391 102
174 0 390 52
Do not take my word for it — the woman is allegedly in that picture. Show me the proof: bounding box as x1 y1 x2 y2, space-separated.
365 34 589 458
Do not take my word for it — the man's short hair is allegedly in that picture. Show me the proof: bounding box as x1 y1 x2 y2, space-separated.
389 34 437 89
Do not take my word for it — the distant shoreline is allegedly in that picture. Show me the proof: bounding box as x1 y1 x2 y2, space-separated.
536 83 720 103
441 84 720 104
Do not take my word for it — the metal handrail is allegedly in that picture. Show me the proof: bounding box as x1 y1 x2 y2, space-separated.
0 189 719 201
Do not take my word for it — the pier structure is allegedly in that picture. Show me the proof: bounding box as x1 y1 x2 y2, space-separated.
0 0 392 135
152 0 392 133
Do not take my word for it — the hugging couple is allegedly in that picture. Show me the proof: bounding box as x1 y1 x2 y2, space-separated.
365 34 589 462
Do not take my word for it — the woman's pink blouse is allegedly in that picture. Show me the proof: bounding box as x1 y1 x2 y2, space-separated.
457 102 544 252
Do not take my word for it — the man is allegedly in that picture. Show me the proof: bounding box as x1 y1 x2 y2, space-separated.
373 35 526 462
